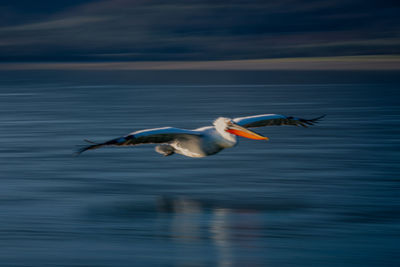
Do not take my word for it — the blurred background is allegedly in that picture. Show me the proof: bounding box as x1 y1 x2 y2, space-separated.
0 0 400 62
0 1 399 266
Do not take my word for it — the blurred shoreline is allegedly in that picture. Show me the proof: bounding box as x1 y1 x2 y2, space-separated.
1 55 400 71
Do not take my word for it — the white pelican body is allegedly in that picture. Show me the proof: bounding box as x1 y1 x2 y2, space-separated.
156 124 237 158
78 114 324 158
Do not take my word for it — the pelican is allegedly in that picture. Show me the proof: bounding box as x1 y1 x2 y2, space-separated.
77 114 324 158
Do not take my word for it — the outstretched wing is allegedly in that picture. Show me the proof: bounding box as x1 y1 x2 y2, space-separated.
233 114 325 128
76 127 202 155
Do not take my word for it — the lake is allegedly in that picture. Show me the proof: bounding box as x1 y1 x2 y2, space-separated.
0 70 399 266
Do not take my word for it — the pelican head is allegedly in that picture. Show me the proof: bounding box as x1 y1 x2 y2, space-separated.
213 117 269 141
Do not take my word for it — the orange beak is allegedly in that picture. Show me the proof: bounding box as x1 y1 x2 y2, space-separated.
226 123 269 140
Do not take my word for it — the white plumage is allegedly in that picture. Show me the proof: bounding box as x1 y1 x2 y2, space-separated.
77 114 324 158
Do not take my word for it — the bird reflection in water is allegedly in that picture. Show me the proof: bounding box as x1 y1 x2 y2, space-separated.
210 208 234 267
157 196 262 267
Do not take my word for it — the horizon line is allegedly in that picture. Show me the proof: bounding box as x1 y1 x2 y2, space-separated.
0 55 400 71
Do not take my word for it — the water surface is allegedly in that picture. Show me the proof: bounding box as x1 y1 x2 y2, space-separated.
0 71 399 266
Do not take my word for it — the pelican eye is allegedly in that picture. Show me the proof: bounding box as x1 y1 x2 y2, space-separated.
226 121 234 128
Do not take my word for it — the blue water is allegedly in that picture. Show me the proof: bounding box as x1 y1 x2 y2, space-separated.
0 71 399 266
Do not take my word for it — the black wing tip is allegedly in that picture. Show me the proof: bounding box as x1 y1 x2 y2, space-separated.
304 114 326 122
73 145 95 157
295 114 326 127
313 114 326 121
73 140 102 157
73 136 131 157
84 139 98 144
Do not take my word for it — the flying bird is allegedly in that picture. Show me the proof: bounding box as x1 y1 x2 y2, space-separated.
77 114 324 158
